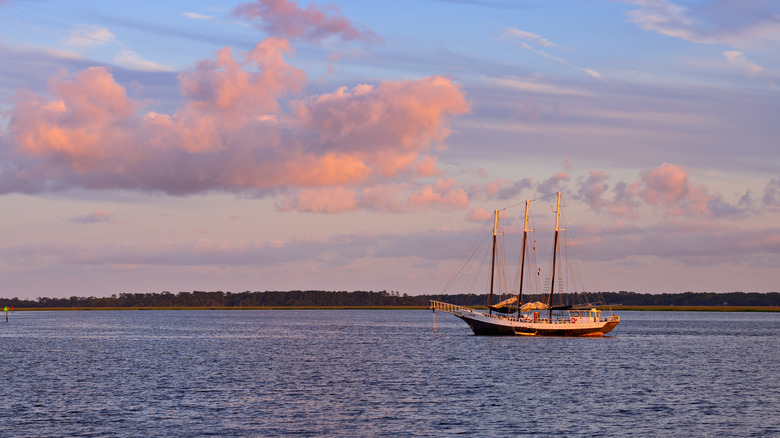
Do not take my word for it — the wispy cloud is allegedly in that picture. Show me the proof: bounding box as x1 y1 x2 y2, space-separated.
500 27 604 80
183 12 215 21
626 0 780 49
62 25 117 46
723 50 764 75
627 0 708 43
491 76 593 96
113 50 174 72
501 28 563 49
68 209 113 224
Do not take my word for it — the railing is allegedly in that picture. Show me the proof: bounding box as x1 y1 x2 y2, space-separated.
430 300 477 315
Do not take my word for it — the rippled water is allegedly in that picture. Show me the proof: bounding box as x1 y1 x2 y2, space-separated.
0 310 778 437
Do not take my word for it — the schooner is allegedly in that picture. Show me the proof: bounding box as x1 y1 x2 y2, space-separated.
431 192 620 336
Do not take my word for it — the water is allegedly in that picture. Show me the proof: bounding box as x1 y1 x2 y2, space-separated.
1 310 778 437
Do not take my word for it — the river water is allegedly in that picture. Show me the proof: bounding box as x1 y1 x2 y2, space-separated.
0 309 778 437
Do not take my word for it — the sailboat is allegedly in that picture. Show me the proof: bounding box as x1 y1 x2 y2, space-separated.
431 192 620 336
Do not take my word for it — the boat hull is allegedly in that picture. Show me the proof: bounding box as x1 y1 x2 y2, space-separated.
513 319 619 337
455 312 517 336
455 311 619 337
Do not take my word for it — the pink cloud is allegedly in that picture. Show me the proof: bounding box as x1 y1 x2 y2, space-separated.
278 186 359 213
572 163 754 220
10 67 135 165
275 177 471 214
233 0 381 45
279 178 470 214
638 163 711 216
178 39 304 115
408 178 469 210
639 163 690 205
292 76 470 178
1 38 469 212
466 208 493 222
413 155 441 177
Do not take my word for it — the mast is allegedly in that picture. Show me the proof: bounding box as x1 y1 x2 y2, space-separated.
488 209 498 316
548 192 561 320
517 200 530 315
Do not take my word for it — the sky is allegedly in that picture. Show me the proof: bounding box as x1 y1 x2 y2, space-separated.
1 0 779 299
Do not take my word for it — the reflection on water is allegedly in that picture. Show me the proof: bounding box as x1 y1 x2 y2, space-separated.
0 310 778 436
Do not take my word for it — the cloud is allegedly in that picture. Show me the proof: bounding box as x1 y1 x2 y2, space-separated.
500 28 604 80
626 0 780 49
491 76 593 97
501 28 562 48
278 178 470 214
627 0 707 43
636 162 715 216
0 227 492 275
573 163 753 220
466 207 493 222
68 209 113 224
63 25 117 46
184 12 215 20
470 177 531 201
278 186 359 213
232 0 381 45
292 76 469 179
762 176 780 209
723 51 764 75
581 68 605 81
114 50 175 72
501 29 569 65
1 37 469 214
576 171 610 212
586 221 780 269
408 178 469 210
536 172 569 195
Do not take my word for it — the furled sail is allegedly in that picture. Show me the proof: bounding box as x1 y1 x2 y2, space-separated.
489 296 518 313
519 301 549 312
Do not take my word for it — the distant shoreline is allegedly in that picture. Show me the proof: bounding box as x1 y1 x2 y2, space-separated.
9 305 780 312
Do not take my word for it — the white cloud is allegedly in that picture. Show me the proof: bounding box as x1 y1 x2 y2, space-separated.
113 50 174 72
491 76 593 96
183 12 214 20
63 25 117 46
581 68 605 81
627 0 780 49
501 28 561 48
501 27 604 81
627 0 709 43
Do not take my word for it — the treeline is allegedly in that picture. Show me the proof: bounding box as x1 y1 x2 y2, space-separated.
2 290 779 308
602 291 780 307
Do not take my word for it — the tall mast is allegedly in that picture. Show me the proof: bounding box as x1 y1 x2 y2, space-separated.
548 192 561 320
488 209 498 316
517 200 530 315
